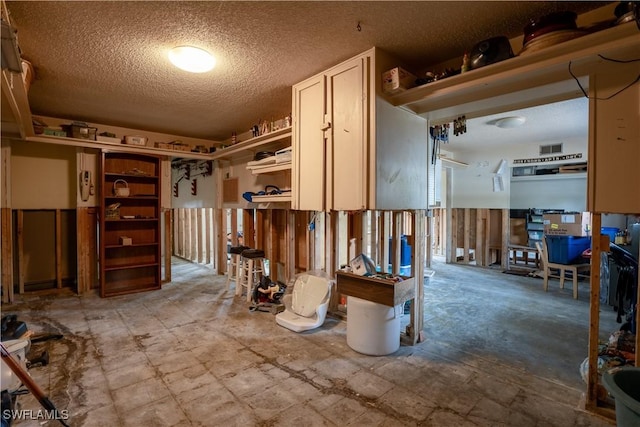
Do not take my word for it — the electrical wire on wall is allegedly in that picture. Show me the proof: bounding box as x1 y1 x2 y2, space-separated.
569 54 640 100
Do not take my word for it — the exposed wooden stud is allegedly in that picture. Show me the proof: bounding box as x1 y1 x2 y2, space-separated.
463 208 470 263
76 207 97 293
308 211 316 271
196 208 203 264
448 208 456 263
164 209 172 282
410 210 426 344
287 210 295 282
243 209 255 248
16 209 24 294
205 208 212 265
179 208 186 258
1 208 14 303
482 209 493 266
370 211 378 265
425 211 432 268
475 209 484 266
587 212 603 409
214 208 224 274
392 211 402 275
55 209 62 288
190 209 198 262
381 211 391 273
501 208 509 268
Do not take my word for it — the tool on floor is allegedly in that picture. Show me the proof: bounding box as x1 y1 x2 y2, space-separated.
1 343 70 427
249 276 286 314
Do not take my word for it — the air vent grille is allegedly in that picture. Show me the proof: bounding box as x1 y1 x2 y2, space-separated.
539 143 562 155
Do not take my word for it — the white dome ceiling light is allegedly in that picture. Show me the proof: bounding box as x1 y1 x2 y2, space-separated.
494 116 526 129
168 46 216 73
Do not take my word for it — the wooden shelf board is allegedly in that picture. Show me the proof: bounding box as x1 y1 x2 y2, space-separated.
105 243 159 249
250 194 292 203
390 23 640 121
105 172 158 179
211 127 292 160
105 218 158 222
248 162 292 175
104 262 159 271
23 135 214 159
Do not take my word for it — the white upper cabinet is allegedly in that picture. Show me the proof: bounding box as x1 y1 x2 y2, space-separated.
292 47 428 211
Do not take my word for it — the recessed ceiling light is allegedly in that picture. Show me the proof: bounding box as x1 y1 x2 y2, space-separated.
494 116 526 129
168 46 215 73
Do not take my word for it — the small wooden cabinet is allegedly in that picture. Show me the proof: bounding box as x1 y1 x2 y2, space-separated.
99 151 161 297
292 47 428 211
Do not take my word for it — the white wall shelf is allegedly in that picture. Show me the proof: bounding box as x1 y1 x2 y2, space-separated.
390 22 640 122
250 193 292 203
23 134 213 159
248 162 292 175
211 127 292 161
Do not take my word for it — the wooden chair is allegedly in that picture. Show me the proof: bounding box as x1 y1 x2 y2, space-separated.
535 239 590 299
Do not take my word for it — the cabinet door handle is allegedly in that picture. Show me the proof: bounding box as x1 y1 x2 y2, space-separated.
320 122 331 131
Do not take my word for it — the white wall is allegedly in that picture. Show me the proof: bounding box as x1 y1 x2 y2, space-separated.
447 135 588 209
11 141 76 209
171 160 217 208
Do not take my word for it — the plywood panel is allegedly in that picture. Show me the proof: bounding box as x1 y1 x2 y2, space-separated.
591 66 640 214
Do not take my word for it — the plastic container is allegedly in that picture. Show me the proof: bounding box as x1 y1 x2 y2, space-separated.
601 227 620 243
545 235 591 264
346 296 402 356
602 367 640 427
388 235 412 267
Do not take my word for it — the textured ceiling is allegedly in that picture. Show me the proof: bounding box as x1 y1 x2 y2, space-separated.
5 1 611 141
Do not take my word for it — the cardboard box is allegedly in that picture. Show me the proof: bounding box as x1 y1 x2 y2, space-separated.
382 67 416 95
119 236 132 246
97 135 122 144
543 212 591 236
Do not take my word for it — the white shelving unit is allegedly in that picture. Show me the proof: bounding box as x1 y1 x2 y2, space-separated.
211 127 292 161
247 161 292 175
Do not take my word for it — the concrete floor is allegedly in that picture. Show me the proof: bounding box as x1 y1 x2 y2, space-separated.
2 258 620 426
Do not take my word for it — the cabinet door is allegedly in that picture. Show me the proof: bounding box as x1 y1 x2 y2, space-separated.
292 74 326 211
327 57 365 211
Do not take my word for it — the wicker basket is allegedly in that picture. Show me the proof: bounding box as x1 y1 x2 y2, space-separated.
106 203 120 219
113 179 130 197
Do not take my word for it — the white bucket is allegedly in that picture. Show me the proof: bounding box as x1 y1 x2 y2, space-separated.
346 296 402 356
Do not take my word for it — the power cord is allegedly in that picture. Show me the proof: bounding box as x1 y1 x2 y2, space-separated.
568 54 640 101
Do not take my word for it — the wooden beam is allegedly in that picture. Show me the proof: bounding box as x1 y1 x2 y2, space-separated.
287 210 295 282
370 211 378 266
475 208 485 266
381 211 391 273
205 208 212 265
448 208 457 263
16 209 24 294
164 209 172 282
190 209 197 262
55 209 62 288
409 210 426 344
463 208 470 263
392 211 402 275
76 207 95 293
587 213 603 408
501 208 509 269
196 208 203 264
213 208 224 274
1 208 14 303
243 209 255 248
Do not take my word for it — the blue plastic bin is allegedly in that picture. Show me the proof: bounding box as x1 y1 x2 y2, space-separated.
601 227 620 243
388 235 412 267
545 235 591 264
